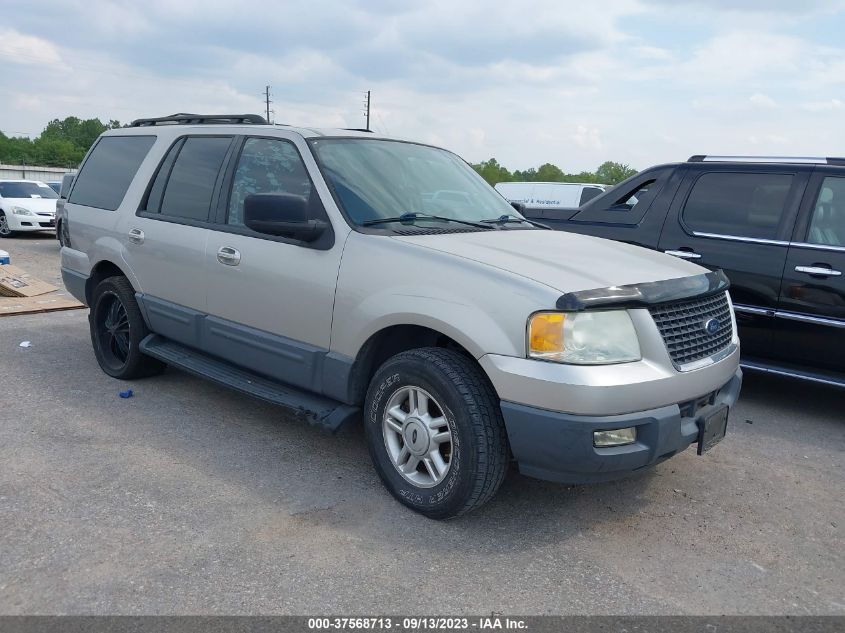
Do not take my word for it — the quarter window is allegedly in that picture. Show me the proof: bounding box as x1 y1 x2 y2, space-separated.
69 136 155 211
682 172 793 240
227 138 312 226
807 177 845 247
158 136 232 221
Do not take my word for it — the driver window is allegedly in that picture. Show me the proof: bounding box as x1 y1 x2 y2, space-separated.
228 138 312 226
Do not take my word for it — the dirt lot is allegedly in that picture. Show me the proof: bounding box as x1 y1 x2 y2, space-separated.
0 234 843 615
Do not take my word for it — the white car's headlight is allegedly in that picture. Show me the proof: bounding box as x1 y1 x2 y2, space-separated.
527 310 641 365
11 206 34 216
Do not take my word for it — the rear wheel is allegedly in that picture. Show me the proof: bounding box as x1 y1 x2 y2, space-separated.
89 276 165 379
364 348 509 519
0 211 14 238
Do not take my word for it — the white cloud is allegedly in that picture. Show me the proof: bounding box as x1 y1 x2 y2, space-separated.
801 99 844 111
572 126 603 151
749 93 777 108
0 28 62 66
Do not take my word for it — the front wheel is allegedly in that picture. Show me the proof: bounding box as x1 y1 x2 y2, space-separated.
89 276 165 379
0 211 15 238
364 348 509 519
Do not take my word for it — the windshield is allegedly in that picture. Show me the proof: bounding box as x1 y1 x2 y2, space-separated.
0 181 59 199
311 139 517 226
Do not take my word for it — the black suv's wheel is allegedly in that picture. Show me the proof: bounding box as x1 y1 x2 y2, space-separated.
364 348 509 519
89 276 165 379
0 211 14 238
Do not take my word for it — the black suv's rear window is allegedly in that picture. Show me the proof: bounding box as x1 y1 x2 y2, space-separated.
68 136 155 211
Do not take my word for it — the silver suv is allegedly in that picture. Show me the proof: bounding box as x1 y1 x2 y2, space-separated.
61 113 742 518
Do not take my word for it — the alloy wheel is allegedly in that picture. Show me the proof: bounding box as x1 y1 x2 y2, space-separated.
382 385 453 488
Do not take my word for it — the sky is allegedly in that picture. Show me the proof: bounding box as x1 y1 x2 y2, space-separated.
2 0 845 172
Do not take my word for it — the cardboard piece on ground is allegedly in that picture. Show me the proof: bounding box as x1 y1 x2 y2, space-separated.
0 265 58 297
0 292 84 316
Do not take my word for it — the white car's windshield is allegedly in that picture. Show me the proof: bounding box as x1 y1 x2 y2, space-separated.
311 138 518 226
0 181 59 199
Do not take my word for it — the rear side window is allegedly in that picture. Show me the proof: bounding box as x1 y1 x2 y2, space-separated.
683 172 793 240
69 136 155 210
157 136 232 221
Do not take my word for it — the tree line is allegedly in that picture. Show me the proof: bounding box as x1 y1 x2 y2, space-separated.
471 158 638 186
0 117 121 167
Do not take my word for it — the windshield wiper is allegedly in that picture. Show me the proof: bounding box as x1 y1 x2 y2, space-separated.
481 214 550 229
362 212 493 230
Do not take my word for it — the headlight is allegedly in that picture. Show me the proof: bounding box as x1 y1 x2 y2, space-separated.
527 310 641 364
11 206 34 216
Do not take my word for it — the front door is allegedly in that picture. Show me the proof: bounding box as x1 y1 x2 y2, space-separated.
776 169 845 373
203 135 346 391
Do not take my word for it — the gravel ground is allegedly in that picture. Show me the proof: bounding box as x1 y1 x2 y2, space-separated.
0 236 843 615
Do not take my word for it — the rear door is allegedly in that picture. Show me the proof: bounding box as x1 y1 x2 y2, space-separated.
657 164 808 359
776 168 845 372
126 134 236 347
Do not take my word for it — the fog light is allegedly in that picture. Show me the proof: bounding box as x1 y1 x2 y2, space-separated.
593 427 637 447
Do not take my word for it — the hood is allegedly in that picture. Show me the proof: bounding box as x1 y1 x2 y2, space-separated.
3 197 58 214
391 229 704 294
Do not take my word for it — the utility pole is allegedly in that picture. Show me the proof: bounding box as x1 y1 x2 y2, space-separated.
364 90 371 132
264 85 273 124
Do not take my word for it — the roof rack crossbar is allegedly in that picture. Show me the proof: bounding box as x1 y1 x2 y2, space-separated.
130 113 268 127
688 155 845 165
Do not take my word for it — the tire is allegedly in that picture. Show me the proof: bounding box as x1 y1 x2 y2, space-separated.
89 276 165 380
364 347 509 519
0 211 15 238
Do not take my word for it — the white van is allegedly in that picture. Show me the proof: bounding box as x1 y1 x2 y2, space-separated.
495 181 608 210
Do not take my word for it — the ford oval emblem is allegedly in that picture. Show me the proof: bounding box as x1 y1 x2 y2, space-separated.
704 318 721 335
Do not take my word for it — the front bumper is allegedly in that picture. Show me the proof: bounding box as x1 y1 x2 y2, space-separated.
7 214 55 231
501 368 742 484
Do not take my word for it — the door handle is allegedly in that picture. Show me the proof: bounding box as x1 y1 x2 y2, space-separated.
664 249 701 259
795 265 842 277
128 228 144 244
217 246 241 266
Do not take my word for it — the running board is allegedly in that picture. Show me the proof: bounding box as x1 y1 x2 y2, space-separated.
140 335 360 431
740 359 845 388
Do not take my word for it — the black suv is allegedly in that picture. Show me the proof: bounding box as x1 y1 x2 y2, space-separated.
524 155 845 387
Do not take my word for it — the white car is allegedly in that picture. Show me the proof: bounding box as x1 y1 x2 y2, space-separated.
495 181 608 210
0 179 59 238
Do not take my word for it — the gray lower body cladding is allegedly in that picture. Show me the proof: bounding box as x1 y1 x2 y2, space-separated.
501 368 743 484
61 267 89 305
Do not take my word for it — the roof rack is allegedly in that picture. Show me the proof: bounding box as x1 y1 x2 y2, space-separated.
688 155 845 166
341 128 374 133
130 113 268 127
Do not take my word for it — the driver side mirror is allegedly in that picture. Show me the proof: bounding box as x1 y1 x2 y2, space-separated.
244 193 327 242
510 201 526 214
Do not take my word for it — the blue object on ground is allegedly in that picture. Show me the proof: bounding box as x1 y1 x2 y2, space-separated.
119 389 134 399
0 249 10 265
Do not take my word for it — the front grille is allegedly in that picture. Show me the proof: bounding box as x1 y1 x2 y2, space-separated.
648 292 733 368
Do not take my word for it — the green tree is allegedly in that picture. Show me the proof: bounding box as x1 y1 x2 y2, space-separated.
0 116 121 167
472 158 513 186
595 161 638 185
